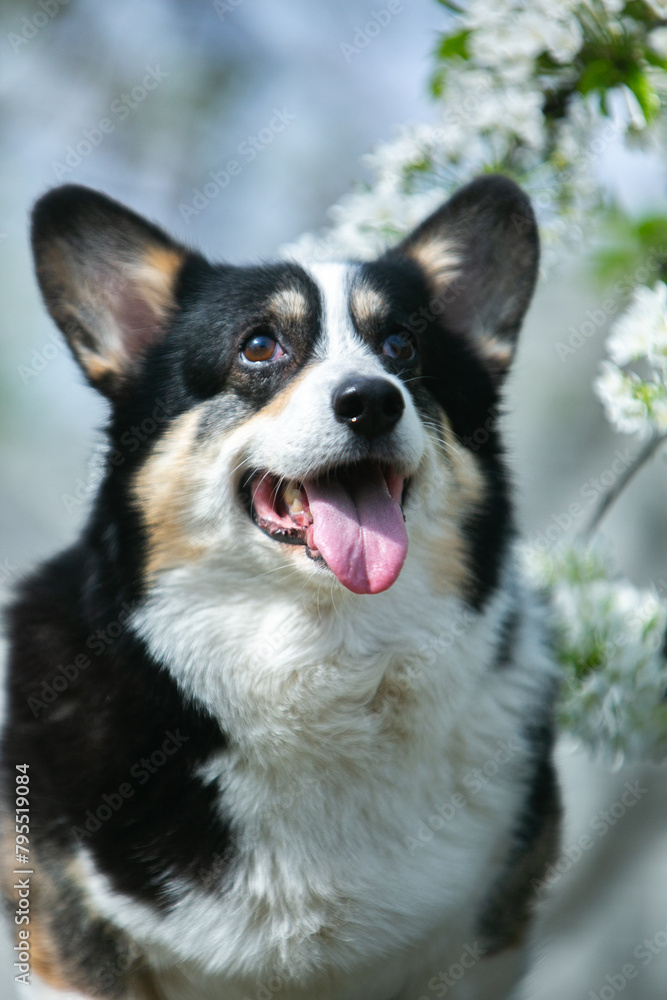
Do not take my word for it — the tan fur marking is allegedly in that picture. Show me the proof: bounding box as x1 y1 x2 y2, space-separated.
134 409 207 578
441 419 487 510
135 246 185 319
267 287 309 325
0 834 86 992
427 521 470 597
349 285 390 326
79 347 125 385
426 411 486 596
28 919 74 990
478 334 514 369
407 238 460 287
367 661 420 744
40 242 183 390
242 364 313 426
81 244 183 386
135 368 316 578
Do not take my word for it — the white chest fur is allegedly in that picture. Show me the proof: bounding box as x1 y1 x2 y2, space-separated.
79 548 554 998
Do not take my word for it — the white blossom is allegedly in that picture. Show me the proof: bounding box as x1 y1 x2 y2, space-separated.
606 281 667 370
594 361 667 436
464 0 583 68
283 1 667 764
280 0 626 267
524 545 667 763
595 282 667 437
649 26 667 58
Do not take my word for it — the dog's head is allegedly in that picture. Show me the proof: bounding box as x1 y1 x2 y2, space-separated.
31 177 537 607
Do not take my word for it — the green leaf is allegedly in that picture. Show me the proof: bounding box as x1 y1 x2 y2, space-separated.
644 48 667 71
435 29 471 62
625 68 660 122
593 210 667 286
433 0 465 11
578 58 617 96
636 217 667 246
429 67 447 99
624 0 661 27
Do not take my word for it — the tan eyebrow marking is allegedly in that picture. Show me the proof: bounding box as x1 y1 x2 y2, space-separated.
349 285 390 326
267 288 309 324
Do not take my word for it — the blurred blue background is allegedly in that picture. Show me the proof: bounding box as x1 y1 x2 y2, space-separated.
1 1 666 997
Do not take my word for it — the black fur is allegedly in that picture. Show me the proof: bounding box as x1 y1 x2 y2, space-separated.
3 549 231 909
476 700 562 953
493 607 521 671
4 178 540 892
2 176 549 997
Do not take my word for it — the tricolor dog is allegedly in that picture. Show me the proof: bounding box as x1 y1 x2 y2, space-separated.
1 176 560 999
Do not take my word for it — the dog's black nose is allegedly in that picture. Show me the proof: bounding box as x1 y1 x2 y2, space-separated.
332 377 404 439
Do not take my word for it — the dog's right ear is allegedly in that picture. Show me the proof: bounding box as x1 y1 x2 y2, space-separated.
393 174 539 378
32 185 192 400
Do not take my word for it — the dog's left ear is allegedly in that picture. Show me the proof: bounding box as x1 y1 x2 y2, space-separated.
32 185 190 400
395 174 539 375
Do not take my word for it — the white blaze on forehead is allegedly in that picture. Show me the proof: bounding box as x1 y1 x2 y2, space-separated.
304 261 375 362
238 259 427 485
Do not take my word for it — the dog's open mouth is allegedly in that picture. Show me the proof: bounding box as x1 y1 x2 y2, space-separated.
245 463 408 595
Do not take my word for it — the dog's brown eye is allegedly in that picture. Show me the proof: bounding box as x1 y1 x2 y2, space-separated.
242 333 284 363
383 332 416 362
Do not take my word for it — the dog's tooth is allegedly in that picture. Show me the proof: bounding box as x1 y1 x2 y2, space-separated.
284 483 299 504
284 483 303 513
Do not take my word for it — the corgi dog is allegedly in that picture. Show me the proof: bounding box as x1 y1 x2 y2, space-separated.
1 176 560 1000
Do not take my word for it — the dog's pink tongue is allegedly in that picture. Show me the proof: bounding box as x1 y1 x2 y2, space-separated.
303 468 407 595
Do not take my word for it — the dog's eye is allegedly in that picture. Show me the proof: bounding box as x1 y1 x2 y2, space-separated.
383 332 416 362
242 333 285 363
